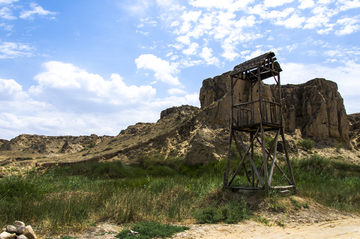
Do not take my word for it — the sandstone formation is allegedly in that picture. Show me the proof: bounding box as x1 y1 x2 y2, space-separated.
200 73 350 148
348 113 360 150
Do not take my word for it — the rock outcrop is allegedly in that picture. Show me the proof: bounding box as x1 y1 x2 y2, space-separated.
348 113 360 150
200 73 350 148
0 134 112 154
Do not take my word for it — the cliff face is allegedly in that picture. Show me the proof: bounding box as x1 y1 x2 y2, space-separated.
200 73 350 148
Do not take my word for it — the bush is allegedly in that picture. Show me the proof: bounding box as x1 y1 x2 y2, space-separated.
192 197 250 224
297 139 315 150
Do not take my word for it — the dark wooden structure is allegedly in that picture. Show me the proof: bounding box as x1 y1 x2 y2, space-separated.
223 52 296 192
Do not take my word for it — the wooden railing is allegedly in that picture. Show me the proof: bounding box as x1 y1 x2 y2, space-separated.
234 100 281 126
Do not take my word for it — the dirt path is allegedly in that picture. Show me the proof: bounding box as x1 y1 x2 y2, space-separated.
55 217 360 239
173 218 360 239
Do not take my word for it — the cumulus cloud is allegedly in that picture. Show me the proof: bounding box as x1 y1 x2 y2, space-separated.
182 42 199 55
335 17 360 35
19 3 57 19
298 0 314 9
275 13 305 28
29 61 157 110
199 47 220 65
0 78 28 101
135 54 181 85
0 61 201 140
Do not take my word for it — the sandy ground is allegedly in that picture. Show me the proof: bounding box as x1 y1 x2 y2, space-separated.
50 217 360 239
173 218 360 239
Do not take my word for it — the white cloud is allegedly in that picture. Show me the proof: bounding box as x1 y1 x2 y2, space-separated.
182 42 199 55
182 10 202 22
264 0 294 8
304 14 331 29
0 6 15 19
199 47 219 65
275 13 305 28
140 17 157 27
19 3 57 19
189 0 253 11
135 54 181 85
0 78 28 101
298 0 314 9
0 42 34 59
168 88 187 95
338 0 360 11
0 23 12 30
0 0 18 4
176 35 191 44
335 17 360 35
170 21 180 27
29 61 156 108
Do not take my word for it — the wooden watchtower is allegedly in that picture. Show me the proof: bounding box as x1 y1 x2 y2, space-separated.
223 52 296 192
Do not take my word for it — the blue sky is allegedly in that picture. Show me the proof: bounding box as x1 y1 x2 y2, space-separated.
0 0 360 140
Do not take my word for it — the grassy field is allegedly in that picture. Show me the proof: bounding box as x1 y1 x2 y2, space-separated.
0 149 359 235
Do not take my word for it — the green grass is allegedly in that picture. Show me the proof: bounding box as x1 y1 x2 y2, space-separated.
0 153 359 235
297 139 315 150
115 221 189 239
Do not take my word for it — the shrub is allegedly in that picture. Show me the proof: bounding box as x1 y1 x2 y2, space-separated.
115 221 189 239
297 139 315 150
192 197 250 224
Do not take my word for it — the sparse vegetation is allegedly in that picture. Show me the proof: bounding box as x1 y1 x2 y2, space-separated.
297 139 315 150
0 153 359 235
102 147 113 152
335 142 343 152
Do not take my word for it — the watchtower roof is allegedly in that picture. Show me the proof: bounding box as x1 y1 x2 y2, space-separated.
231 51 282 81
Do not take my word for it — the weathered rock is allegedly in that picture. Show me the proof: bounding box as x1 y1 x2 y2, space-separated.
16 235 27 239
348 113 360 149
119 123 153 136
199 74 350 148
0 231 16 239
276 78 350 148
59 141 84 154
15 226 24 235
0 139 8 148
5 226 16 234
183 127 228 166
0 134 112 154
23 226 36 239
160 105 199 120
11 222 25 236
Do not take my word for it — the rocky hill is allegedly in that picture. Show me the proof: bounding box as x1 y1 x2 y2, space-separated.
200 73 350 148
0 74 359 169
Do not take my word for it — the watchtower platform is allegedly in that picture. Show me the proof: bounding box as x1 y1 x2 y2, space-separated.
224 52 296 192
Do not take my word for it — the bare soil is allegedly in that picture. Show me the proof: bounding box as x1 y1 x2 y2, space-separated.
42 196 360 239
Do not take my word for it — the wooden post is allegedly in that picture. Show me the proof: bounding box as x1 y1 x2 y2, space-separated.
258 63 268 191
